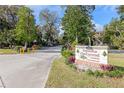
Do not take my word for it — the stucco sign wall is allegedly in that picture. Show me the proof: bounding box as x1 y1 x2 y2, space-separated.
75 46 108 64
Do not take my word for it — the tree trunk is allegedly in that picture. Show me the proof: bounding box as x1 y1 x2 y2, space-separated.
88 36 91 46
24 41 28 51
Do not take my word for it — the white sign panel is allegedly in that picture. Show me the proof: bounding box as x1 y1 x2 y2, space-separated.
75 46 108 64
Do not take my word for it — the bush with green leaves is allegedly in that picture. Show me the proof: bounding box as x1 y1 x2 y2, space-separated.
86 68 124 78
61 49 74 58
105 70 124 78
94 70 104 78
86 70 103 78
68 63 77 69
86 69 94 75
71 40 78 48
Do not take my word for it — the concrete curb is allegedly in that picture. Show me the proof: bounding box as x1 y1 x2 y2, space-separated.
42 54 61 88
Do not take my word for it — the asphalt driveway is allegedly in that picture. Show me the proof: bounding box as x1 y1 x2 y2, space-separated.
0 46 61 88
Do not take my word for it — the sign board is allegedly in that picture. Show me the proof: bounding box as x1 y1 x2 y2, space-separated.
75 46 108 64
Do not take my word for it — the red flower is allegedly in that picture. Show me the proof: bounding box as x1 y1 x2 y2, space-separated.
100 64 115 71
68 56 75 64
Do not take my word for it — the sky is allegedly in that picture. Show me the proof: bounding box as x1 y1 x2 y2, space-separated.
27 5 119 32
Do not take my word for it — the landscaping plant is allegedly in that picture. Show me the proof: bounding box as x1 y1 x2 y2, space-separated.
86 68 124 78
61 49 74 58
105 70 124 78
100 64 115 71
93 70 104 78
86 70 104 78
68 56 75 64
86 69 94 76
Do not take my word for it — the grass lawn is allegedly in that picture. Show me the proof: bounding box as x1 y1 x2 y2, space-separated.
0 49 18 54
46 53 124 88
109 53 124 67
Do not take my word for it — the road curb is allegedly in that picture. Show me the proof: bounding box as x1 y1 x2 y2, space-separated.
42 54 61 88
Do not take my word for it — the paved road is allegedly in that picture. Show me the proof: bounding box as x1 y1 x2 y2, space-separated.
0 46 61 88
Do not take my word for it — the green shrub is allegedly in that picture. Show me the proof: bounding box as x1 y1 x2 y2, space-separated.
68 63 76 69
61 49 74 58
105 70 124 78
86 70 104 77
94 70 104 78
86 68 124 78
86 69 94 76
71 40 78 48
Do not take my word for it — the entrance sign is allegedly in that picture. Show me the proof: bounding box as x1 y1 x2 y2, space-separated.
75 45 108 70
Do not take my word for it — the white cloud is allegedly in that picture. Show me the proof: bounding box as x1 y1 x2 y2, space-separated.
59 25 64 35
92 20 103 32
95 23 103 32
96 5 118 12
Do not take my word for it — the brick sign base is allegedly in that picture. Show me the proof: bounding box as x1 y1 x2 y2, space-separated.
75 59 102 71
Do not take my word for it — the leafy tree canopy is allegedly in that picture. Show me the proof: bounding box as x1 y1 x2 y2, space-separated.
15 6 37 48
61 5 95 46
39 9 60 46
